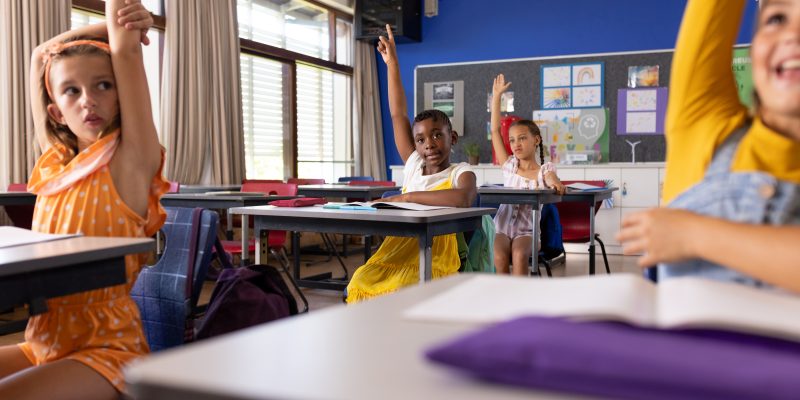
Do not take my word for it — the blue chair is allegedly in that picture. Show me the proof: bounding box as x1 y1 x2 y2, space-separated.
131 207 218 352
338 176 374 183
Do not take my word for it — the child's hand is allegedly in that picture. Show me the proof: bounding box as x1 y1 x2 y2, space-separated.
616 208 701 267
493 74 511 96
117 0 153 45
381 193 408 203
551 182 566 195
376 24 398 66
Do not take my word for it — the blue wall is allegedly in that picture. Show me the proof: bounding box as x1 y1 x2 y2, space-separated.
377 0 758 172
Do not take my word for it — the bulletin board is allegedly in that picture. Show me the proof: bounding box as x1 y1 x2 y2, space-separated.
415 46 749 164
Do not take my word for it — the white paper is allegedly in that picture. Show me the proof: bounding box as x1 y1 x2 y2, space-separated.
626 112 657 133
572 86 602 107
566 182 603 191
626 89 658 111
342 202 452 211
542 66 571 87
0 226 80 249
572 64 602 86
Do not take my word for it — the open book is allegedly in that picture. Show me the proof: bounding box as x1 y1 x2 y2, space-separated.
566 182 605 191
404 274 800 342
326 202 452 211
0 226 80 249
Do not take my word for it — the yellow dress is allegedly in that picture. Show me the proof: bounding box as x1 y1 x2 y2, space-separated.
20 132 168 392
346 154 469 303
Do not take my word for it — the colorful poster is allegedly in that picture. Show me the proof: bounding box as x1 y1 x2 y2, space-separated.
732 47 753 108
541 62 604 109
532 108 609 164
617 87 668 135
627 65 660 88
424 81 464 135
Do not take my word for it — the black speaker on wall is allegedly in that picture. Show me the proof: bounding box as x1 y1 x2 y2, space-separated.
355 0 421 43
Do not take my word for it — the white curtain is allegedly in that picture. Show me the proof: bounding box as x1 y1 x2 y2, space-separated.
353 41 386 180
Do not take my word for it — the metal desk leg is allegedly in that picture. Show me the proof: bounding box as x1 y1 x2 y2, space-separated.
418 232 433 285
588 201 596 275
364 235 373 262
241 214 250 266
254 226 263 265
531 206 540 276
293 232 301 280
226 213 234 240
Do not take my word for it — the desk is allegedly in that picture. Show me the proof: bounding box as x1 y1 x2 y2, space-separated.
560 188 617 275
297 184 400 200
230 205 493 290
0 192 37 206
125 274 570 400
178 184 241 194
160 193 298 264
477 188 561 274
0 236 153 315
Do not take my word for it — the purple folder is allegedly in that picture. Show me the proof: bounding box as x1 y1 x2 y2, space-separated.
425 316 800 400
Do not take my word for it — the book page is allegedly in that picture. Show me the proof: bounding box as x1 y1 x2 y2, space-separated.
0 226 80 249
566 183 604 191
367 202 452 211
404 274 657 325
656 278 800 341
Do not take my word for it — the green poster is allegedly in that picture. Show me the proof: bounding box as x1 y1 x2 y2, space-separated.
732 47 753 108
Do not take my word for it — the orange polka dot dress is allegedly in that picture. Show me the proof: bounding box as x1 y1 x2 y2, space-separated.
20 131 168 392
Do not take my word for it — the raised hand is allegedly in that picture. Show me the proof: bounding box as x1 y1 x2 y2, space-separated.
493 74 511 96
117 0 154 45
376 24 398 65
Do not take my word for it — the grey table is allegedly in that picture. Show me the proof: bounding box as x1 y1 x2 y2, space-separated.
560 188 617 275
178 184 241 194
477 187 562 274
125 274 577 400
0 192 37 206
230 205 494 290
160 193 298 264
0 236 153 315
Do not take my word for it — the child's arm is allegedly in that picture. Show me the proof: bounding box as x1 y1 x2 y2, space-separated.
377 24 414 163
490 74 511 165
543 171 565 195
106 0 161 173
29 5 151 153
617 208 800 293
382 171 478 208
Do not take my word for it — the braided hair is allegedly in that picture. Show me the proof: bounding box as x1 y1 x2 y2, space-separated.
510 119 545 164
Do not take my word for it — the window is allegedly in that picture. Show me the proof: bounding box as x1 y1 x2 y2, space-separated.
238 0 354 180
70 7 163 138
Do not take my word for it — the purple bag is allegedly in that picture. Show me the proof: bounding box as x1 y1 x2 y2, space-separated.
426 316 800 400
196 264 297 339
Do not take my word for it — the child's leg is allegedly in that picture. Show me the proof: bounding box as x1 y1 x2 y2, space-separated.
510 236 533 276
0 345 32 380
494 233 511 274
0 358 117 400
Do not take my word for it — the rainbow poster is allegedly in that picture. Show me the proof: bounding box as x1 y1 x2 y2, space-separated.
540 62 604 109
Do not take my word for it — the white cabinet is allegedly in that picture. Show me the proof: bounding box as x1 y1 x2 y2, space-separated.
556 168 585 181
658 168 667 206
483 167 504 185
594 207 621 246
620 168 659 207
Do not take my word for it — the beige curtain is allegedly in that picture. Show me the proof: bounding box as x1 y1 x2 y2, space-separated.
161 0 244 184
353 41 386 180
0 0 70 189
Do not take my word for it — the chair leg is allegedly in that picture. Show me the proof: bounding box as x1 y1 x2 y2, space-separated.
320 233 349 280
270 247 310 313
595 235 611 274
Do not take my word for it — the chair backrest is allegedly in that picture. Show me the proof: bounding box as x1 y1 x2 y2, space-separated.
241 182 298 196
5 183 34 229
243 179 283 184
556 180 606 242
287 178 325 185
381 190 402 199
348 180 395 187
131 207 219 351
167 181 180 193
338 176 373 183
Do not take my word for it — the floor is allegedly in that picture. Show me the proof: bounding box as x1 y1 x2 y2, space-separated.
0 240 643 347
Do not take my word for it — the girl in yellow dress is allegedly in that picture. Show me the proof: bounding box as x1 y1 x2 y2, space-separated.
346 25 477 303
0 1 168 398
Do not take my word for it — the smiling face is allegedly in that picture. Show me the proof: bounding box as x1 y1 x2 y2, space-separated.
412 117 458 173
508 125 540 160
752 0 800 119
46 54 119 150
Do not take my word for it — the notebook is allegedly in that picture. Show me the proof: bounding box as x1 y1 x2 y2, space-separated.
325 202 452 211
405 274 800 342
565 182 605 191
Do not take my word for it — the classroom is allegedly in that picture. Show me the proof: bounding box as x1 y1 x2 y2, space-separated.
2 0 800 398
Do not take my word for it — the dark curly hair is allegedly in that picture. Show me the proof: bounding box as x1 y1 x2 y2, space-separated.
413 109 453 133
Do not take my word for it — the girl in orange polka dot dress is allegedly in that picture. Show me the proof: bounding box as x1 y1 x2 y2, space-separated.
0 1 167 399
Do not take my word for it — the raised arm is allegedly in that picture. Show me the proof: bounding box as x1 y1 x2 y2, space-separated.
377 24 414 163
617 209 800 294
106 0 161 173
490 74 511 165
384 171 477 208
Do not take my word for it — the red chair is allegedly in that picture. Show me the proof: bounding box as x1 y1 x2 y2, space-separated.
242 179 283 184
555 180 611 275
167 181 180 193
6 183 34 229
347 180 396 187
287 178 325 185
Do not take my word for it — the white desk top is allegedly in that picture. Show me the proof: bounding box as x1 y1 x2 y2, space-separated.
229 204 494 224
126 274 577 400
